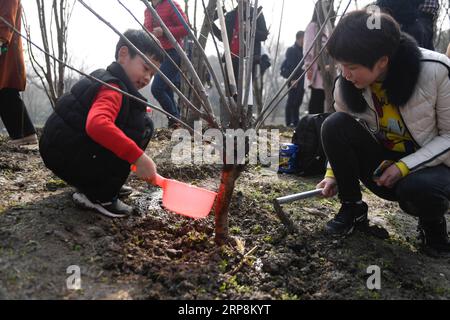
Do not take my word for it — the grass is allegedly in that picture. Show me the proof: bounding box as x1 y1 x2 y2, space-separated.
219 259 228 273
187 230 208 244
218 275 252 294
280 292 299 300
45 179 67 191
230 226 241 235
250 224 262 234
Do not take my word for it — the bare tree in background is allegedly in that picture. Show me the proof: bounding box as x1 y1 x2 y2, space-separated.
180 0 218 125
24 0 75 109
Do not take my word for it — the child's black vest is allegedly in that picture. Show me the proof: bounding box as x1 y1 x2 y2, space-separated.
39 62 150 186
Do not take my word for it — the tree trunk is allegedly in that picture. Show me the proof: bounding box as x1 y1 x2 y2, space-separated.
214 164 244 245
29 0 71 108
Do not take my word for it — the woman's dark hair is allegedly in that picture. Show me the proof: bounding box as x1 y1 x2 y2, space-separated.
115 29 164 63
327 10 401 69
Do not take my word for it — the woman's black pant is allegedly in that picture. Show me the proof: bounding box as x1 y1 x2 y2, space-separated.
0 88 36 139
321 112 450 222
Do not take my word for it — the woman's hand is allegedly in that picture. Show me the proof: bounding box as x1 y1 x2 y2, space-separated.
375 164 402 188
307 69 313 81
133 153 157 183
316 177 338 198
152 27 163 37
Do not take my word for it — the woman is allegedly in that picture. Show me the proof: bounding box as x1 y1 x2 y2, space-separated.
0 0 37 145
303 0 329 114
318 10 450 257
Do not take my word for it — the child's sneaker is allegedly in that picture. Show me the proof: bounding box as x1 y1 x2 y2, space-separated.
119 185 133 198
168 121 181 130
72 192 133 218
325 201 369 235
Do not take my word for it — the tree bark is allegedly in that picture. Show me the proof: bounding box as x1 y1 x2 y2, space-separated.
214 164 244 245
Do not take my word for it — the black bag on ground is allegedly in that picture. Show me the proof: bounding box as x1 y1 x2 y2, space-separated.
291 113 331 176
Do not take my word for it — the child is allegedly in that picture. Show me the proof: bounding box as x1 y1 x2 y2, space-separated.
317 10 450 256
39 29 164 218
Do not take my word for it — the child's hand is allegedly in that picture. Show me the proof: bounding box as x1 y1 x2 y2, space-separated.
316 177 337 198
152 27 163 37
134 153 157 183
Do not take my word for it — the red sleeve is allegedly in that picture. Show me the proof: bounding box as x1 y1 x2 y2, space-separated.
168 1 188 39
86 84 144 164
144 8 154 32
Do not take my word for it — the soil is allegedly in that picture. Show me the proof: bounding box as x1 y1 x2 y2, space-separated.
0 128 449 300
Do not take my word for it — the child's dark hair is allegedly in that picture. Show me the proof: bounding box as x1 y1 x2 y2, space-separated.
327 10 401 69
115 29 164 62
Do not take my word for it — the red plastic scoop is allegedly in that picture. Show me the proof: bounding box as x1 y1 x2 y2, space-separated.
131 165 217 219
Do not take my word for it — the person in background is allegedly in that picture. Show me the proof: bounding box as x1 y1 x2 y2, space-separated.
253 46 271 116
144 0 188 128
376 0 439 50
282 31 305 127
418 0 440 50
303 1 328 115
0 0 37 146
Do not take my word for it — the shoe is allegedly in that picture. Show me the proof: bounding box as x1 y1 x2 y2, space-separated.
325 201 369 235
9 134 38 146
418 217 450 258
72 192 134 218
119 185 133 198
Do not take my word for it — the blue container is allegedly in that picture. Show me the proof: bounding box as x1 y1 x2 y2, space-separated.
278 143 299 173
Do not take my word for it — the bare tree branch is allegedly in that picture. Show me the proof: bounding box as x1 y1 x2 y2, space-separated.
76 0 207 125
255 0 352 129
143 0 218 126
0 14 196 133
116 0 208 114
